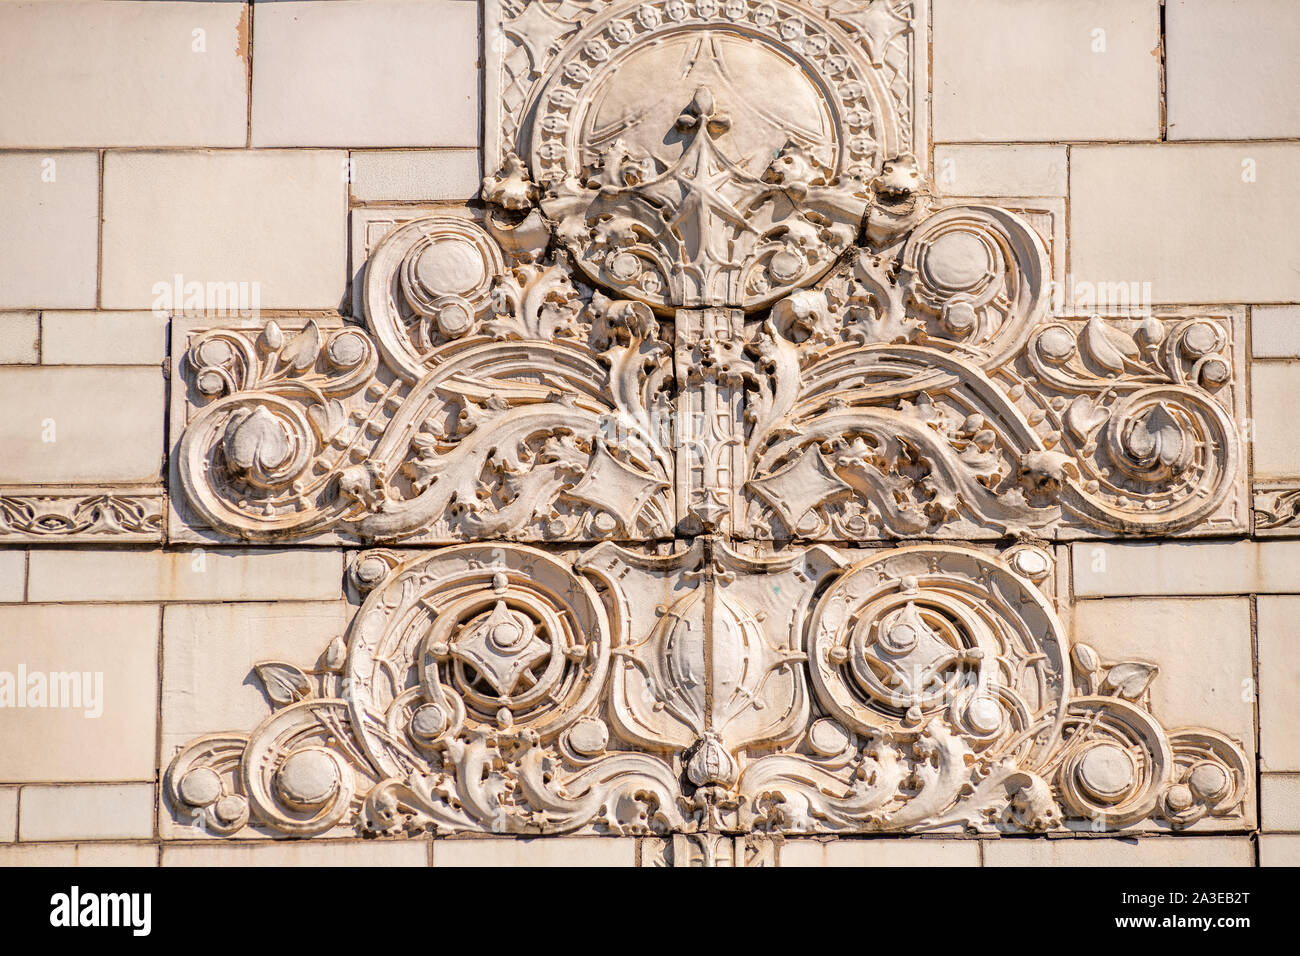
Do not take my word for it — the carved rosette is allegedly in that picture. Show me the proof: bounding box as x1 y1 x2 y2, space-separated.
165 0 1252 842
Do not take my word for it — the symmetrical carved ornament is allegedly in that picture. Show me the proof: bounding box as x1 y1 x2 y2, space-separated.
166 0 1250 840
0 489 164 542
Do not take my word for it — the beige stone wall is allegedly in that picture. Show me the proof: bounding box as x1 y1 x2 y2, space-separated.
0 0 1297 867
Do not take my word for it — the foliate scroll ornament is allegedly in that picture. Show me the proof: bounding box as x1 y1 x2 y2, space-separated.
0 491 164 541
166 542 1249 838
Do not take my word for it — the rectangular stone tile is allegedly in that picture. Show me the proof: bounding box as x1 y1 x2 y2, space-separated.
0 843 157 867
934 145 1067 197
1071 540 1300 596
0 153 98 309
0 787 15 842
0 604 158 783
0 551 24 603
1070 598 1255 758
159 602 349 792
983 836 1252 867
1261 835 1300 866
435 837 635 867
1166 0 1300 140
0 368 164 483
933 0 1160 142
781 839 979 867
1071 144 1300 304
1262 774 1300 831
0 312 39 364
1252 362 1300 479
1252 306 1300 359
19 784 154 842
252 1 478 147
101 150 347 310
27 549 344 604
0 1 247 148
350 149 481 202
162 841 426 867
1258 597 1300 772
41 312 168 366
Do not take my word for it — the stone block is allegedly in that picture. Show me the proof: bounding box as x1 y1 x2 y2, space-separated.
0 1 247 147
0 604 158 782
251 1 478 147
161 840 427 867
27 548 345 604
984 836 1252 867
0 312 39 364
0 368 165 484
1166 0 1300 140
933 0 1160 142
349 149 481 202
1071 145 1300 304
41 312 169 366
101 150 347 310
19 783 155 842
934 145 1067 197
781 838 980 867
1257 597 1300 772
0 153 98 309
434 837 635 867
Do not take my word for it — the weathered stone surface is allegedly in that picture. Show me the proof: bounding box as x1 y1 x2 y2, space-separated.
0 312 39 364
0 843 158 867
0 604 158 782
1252 307 1300 360
0 551 24 603
781 838 980 867
1072 541 1300 596
1166 0 1300 140
933 0 1160 142
0 1 247 148
19 784 155 842
252 1 478 148
0 788 15 842
1261 774 1300 831
101 150 348 310
1260 835 1300 866
934 145 1067 198
350 149 481 202
984 836 1253 867
435 837 635 867
27 549 344 604
161 841 426 867
41 312 168 366
0 368 164 483
0 152 98 309
1257 597 1300 772
1071 145 1300 304
1251 362 1300 480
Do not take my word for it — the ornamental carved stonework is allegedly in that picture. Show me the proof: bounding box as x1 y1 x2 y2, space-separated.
164 0 1250 842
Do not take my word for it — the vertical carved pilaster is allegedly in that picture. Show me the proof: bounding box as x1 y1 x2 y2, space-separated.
674 307 747 535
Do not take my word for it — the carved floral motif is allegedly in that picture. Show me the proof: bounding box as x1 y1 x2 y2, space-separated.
166 0 1251 842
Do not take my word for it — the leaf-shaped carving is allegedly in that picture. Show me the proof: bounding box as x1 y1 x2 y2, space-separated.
1071 642 1100 676
1082 316 1139 373
306 398 346 442
1064 395 1110 443
258 320 284 352
1127 403 1184 467
1102 661 1158 700
223 406 292 474
281 321 322 370
254 661 313 705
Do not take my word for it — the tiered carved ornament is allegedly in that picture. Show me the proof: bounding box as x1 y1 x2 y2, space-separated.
167 0 1250 839
167 542 1248 836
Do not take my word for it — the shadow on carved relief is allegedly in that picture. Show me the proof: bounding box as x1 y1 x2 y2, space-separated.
163 0 1251 841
